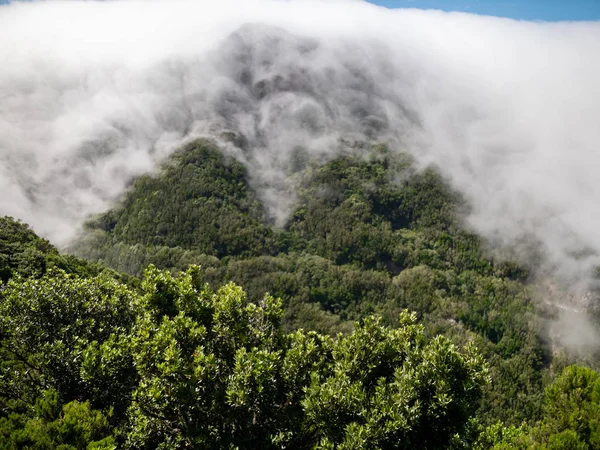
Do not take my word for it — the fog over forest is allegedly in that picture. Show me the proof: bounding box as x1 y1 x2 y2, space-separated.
1 0 600 307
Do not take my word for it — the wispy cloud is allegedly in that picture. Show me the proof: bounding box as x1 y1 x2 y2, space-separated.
1 0 600 322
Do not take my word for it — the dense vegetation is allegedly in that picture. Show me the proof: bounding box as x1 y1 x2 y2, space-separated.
2 139 599 448
76 140 547 426
0 237 487 448
0 217 126 285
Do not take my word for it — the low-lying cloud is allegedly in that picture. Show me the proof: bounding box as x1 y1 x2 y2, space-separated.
2 0 600 314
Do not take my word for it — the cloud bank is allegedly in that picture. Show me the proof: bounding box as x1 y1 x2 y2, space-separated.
1 0 600 304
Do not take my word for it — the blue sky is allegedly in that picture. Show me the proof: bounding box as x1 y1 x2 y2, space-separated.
0 0 599 21
367 0 600 21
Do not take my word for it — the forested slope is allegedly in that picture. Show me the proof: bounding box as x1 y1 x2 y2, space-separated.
74 139 548 425
1 139 598 448
0 219 489 448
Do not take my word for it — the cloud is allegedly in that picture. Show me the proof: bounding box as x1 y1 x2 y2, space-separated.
1 0 600 323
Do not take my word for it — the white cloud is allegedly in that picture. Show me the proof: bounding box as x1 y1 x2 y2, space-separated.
1 0 600 323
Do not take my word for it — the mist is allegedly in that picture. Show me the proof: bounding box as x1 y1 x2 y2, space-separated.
2 0 600 322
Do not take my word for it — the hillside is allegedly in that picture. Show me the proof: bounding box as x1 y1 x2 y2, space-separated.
2 140 600 447
74 139 547 427
2 0 600 447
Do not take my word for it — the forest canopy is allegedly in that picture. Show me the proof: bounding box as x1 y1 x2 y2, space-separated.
2 140 599 449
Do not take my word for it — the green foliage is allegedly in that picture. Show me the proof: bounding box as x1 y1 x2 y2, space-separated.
0 217 54 282
537 365 600 448
302 314 488 449
478 365 600 449
287 150 463 271
122 269 487 449
0 390 115 450
1 138 557 444
0 262 488 449
0 269 138 414
72 139 546 428
474 422 533 450
85 140 274 258
0 216 132 286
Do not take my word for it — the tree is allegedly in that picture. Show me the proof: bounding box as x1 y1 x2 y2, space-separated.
0 269 138 413
538 365 600 448
477 365 600 449
0 389 115 450
122 266 488 449
0 208 494 449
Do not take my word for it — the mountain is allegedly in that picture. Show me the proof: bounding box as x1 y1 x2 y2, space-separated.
1 138 599 447
2 2 600 448
74 138 544 424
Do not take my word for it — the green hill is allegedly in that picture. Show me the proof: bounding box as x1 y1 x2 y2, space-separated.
1 139 597 448
74 139 544 425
